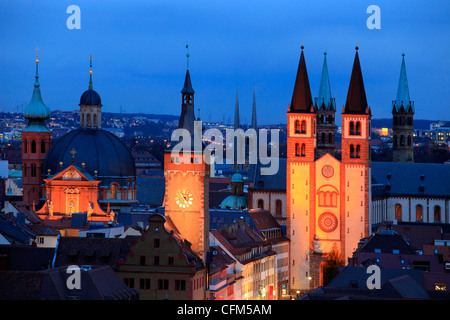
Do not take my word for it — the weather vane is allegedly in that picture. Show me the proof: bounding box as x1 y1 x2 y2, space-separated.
35 47 39 63
186 44 190 69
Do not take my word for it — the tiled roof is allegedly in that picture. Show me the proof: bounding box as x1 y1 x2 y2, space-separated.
371 161 450 197
54 236 138 271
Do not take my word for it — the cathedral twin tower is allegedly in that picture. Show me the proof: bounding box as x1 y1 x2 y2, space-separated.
286 45 414 292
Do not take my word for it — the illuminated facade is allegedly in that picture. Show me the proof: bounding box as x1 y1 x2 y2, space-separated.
287 46 371 293
163 60 210 262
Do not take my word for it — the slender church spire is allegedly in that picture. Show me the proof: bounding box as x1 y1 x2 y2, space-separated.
316 52 335 111
393 53 413 113
234 84 240 130
177 45 196 135
88 55 93 90
290 44 314 113
23 47 50 122
344 46 369 114
251 86 257 130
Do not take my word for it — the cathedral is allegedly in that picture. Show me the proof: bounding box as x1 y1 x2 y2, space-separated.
286 45 371 292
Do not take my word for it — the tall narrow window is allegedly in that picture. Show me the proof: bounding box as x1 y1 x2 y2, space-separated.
300 120 306 134
395 204 402 220
275 200 282 216
350 145 355 158
295 143 300 157
31 164 37 177
295 120 300 133
258 199 264 210
356 145 361 158
434 206 441 222
31 140 36 153
416 204 423 221
355 121 361 135
41 141 46 153
349 121 355 135
301 143 306 157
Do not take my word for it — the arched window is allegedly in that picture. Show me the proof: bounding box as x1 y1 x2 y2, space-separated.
87 113 91 127
318 191 338 207
349 121 355 135
31 163 37 177
301 143 306 157
275 200 282 216
300 120 306 134
41 140 46 153
111 184 118 199
400 135 405 146
395 204 402 220
321 132 326 144
407 135 412 146
93 113 98 128
416 204 423 221
295 120 300 133
257 199 264 210
328 132 333 144
350 144 355 158
356 145 361 158
295 143 300 157
434 206 441 222
31 140 36 153
355 121 361 135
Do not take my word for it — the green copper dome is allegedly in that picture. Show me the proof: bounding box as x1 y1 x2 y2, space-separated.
23 61 50 121
219 194 247 210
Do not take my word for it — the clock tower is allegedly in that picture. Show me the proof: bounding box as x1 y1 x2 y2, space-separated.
163 49 210 262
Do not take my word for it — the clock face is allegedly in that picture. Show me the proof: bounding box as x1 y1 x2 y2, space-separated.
175 189 193 208
321 165 334 178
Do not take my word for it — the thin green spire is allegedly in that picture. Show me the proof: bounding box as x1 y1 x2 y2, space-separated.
88 55 93 90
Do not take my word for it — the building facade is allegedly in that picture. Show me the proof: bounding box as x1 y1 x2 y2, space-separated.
287 46 371 293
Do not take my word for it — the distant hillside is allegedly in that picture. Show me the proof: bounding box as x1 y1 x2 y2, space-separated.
102 112 179 123
371 118 444 130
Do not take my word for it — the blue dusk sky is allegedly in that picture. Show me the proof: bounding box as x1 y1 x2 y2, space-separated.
0 0 448 125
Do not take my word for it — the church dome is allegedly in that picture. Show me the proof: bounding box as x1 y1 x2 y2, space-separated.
43 128 135 187
79 89 102 106
219 194 247 210
231 173 244 183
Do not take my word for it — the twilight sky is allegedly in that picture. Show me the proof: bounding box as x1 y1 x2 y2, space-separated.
0 0 448 125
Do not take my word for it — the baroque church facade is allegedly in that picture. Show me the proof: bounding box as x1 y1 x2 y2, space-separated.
21 55 137 222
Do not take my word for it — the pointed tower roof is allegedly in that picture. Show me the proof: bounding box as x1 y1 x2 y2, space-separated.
234 84 240 130
344 46 369 114
80 55 102 106
23 48 50 121
251 86 257 130
393 53 414 113
173 46 197 142
290 45 314 113
181 69 195 94
316 52 335 111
